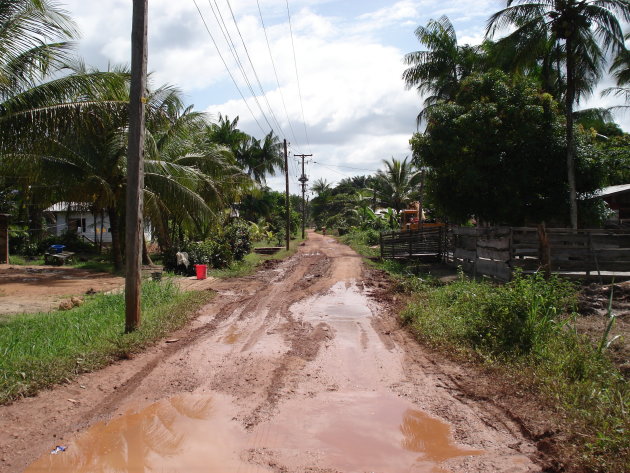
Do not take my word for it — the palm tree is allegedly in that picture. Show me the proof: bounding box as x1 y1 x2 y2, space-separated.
402 16 484 125
487 0 630 229
373 157 421 214
0 0 76 99
311 178 332 196
603 33 630 109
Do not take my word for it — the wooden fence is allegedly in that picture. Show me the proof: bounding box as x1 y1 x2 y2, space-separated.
381 225 630 281
380 226 446 260
448 226 630 281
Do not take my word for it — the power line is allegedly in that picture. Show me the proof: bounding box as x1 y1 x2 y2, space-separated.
313 161 378 173
191 0 266 135
256 0 301 150
206 0 276 134
285 0 312 153
224 0 287 140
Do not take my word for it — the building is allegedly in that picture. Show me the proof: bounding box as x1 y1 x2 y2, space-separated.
592 184 630 226
45 203 152 243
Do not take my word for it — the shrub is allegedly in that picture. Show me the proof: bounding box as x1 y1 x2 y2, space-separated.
223 220 251 261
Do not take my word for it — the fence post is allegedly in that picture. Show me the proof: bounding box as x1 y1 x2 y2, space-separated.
379 232 383 259
0 214 9 264
586 232 592 278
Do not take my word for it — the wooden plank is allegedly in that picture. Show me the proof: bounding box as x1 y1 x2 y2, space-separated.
476 259 511 281
592 249 630 259
477 247 510 261
453 227 479 236
454 248 476 261
477 237 510 250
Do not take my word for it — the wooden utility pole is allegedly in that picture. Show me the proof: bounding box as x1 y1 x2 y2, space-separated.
295 153 312 239
125 0 148 333
284 139 290 251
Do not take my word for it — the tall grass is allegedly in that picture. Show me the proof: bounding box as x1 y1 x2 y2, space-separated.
402 272 629 473
0 280 212 404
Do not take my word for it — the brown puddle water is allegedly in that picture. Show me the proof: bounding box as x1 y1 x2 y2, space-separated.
223 324 241 344
24 394 266 473
264 391 482 472
26 391 480 473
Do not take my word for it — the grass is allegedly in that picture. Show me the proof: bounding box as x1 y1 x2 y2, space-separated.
341 228 629 473
0 279 213 404
5 255 45 266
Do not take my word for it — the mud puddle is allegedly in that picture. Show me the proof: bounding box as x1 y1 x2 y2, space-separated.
24 393 266 473
26 390 479 473
263 390 482 472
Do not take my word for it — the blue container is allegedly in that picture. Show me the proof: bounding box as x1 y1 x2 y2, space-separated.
50 244 65 253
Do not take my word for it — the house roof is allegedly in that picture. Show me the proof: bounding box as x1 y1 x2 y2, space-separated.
45 202 93 213
592 184 630 198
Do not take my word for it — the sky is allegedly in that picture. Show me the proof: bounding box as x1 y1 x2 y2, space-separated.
62 0 629 193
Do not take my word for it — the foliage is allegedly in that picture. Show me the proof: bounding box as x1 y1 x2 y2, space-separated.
163 218 254 274
401 272 628 472
373 157 421 213
597 134 630 186
487 0 630 228
403 16 486 124
416 71 605 225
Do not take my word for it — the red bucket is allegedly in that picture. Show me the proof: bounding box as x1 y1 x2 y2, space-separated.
195 264 207 280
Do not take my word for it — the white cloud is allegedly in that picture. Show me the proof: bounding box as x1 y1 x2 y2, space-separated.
59 0 630 193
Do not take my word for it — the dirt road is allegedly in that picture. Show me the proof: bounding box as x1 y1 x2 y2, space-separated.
1 232 544 472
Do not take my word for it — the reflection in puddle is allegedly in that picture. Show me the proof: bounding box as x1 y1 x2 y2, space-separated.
268 391 482 472
26 392 481 473
25 394 263 473
223 325 241 344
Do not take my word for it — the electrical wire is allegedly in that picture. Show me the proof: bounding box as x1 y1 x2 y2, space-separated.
191 0 266 135
256 0 301 151
206 0 276 134
224 0 287 140
285 0 312 153
313 161 378 173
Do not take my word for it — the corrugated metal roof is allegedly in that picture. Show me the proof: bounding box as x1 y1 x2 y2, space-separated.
593 184 630 198
45 202 93 212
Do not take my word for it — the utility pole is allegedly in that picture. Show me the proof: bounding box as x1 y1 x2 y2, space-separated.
125 0 148 333
284 139 290 251
295 154 312 239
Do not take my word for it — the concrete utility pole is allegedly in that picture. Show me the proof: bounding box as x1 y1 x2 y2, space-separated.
125 0 148 333
284 139 290 251
295 154 312 239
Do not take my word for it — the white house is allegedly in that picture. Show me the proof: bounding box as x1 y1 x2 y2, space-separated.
45 203 152 244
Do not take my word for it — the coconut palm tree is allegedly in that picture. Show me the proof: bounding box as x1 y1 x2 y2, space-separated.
487 0 630 229
373 157 421 214
603 33 630 109
402 16 485 125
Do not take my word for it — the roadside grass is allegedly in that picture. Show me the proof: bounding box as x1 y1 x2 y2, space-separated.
342 228 629 473
0 279 213 405
5 255 45 266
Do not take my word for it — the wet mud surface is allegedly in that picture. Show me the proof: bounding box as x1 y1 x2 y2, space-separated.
3 232 543 472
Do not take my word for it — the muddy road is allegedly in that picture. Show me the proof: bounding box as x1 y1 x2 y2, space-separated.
1 232 543 472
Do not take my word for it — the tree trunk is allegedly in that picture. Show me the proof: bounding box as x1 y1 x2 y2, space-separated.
566 37 578 230
142 238 153 265
108 207 123 271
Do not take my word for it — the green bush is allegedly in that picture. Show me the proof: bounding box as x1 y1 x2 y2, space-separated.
402 271 577 357
401 272 629 472
224 220 252 261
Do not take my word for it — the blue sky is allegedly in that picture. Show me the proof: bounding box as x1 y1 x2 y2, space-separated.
63 0 628 192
